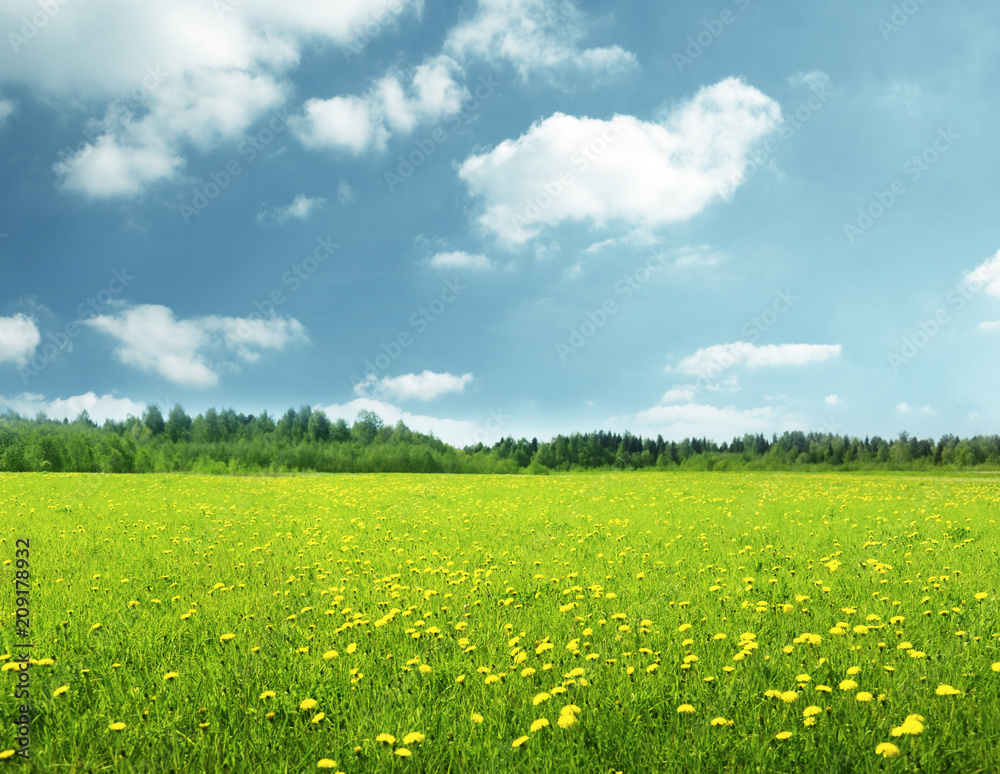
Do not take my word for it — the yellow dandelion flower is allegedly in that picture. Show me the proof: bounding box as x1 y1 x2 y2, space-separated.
109 722 126 731
677 704 695 714
317 760 337 769
0 751 13 760
53 685 69 697
219 633 235 643
815 685 832 693
803 706 822 717
558 713 577 729
322 650 338 660
775 731 793 740
710 717 731 727
521 667 536 677
456 675 465 683
780 691 799 703
418 665 432 674
846 666 861 675
299 698 318 710
856 692 874 703
376 733 396 745
530 718 550 732
512 735 529 748
471 713 484 724
163 672 179 681
395 748 411 757
346 643 357 655
935 684 961 696
875 742 900 758
403 732 425 745
260 691 276 700
839 679 858 691
311 713 325 724
533 692 551 705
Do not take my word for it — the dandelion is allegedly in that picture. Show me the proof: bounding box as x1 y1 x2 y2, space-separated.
677 704 695 714
322 650 338 660
471 713 484 724
376 733 396 745
317 760 337 769
403 732 425 745
530 718 550 732
815 685 832 693
512 736 529 748
109 722 126 731
521 667 536 678
311 713 325 724
775 731 793 740
875 742 900 758
558 713 577 729
839 679 858 691
780 691 799 703
299 699 318 711
935 684 961 696
0 751 13 760
991 663 1000 673
260 691 276 700
710 717 731 727
395 748 411 757
163 672 179 681
53 686 69 697
418 665 432 674
803 706 822 717
856 692 874 702
219 633 235 643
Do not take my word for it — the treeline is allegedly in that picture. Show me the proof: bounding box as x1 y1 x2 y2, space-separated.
0 404 998 474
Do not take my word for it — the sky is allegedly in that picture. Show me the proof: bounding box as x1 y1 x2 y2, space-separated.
1 0 999 447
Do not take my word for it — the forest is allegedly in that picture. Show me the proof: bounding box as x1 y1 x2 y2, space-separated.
0 404 998 475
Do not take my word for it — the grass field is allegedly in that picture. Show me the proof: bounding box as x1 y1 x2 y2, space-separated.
1 472 999 773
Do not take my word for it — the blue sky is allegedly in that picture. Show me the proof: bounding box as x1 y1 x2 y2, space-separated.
1 0 999 446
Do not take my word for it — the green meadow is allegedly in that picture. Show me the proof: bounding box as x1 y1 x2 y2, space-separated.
1 472 998 772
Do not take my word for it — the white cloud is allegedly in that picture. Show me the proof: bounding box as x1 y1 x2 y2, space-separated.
291 55 467 154
824 394 841 406
336 179 355 205
0 392 145 423
258 194 327 224
788 70 831 92
661 375 739 405
445 0 636 84
85 304 308 386
964 249 1000 299
673 245 725 268
881 80 924 113
354 371 473 402
457 78 782 243
428 251 493 271
896 402 932 415
317 397 490 447
980 320 1000 330
0 314 41 367
606 402 805 442
0 0 423 196
0 96 16 128
673 342 842 377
